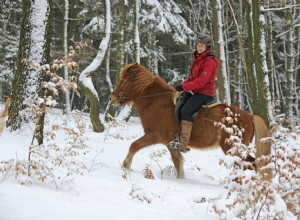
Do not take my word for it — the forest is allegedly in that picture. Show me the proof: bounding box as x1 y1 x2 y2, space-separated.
0 0 299 135
0 1 300 219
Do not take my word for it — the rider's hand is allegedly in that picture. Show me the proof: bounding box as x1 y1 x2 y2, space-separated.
175 84 184 92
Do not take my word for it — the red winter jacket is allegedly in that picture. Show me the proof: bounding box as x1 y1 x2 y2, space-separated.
181 50 221 97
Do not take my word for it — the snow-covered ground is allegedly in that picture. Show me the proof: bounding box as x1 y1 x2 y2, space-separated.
1 102 299 220
0 103 230 220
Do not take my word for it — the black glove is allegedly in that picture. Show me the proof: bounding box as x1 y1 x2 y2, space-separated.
175 84 184 92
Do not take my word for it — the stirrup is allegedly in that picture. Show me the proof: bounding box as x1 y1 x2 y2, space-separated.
169 135 180 149
169 138 190 153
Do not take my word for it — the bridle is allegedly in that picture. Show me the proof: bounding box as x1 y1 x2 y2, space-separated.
113 70 138 103
112 70 173 103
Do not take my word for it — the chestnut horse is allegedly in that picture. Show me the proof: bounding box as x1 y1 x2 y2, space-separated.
109 63 271 179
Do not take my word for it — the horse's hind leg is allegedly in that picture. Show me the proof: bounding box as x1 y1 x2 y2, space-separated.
123 135 156 170
167 147 185 178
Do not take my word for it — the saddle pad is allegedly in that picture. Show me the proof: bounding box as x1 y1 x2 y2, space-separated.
202 101 222 109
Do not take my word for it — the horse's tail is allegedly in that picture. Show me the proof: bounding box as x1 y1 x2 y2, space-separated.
253 115 272 180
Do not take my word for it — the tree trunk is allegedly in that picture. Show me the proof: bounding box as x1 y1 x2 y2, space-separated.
133 0 140 63
78 0 111 132
78 81 104 132
105 0 127 121
295 0 300 117
284 0 296 119
63 0 71 115
9 0 52 145
245 0 257 111
264 0 276 106
8 0 31 130
212 0 230 103
36 0 53 145
116 0 126 71
252 0 271 124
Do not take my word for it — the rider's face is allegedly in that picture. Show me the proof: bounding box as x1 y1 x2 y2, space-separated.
196 43 207 54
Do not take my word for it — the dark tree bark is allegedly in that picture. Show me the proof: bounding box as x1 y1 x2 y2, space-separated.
8 0 31 130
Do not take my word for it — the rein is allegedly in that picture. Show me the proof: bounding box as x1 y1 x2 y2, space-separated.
122 91 173 101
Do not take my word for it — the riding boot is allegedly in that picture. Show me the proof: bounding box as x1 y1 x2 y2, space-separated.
170 120 193 153
177 120 193 152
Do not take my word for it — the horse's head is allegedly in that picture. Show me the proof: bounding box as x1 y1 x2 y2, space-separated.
109 63 154 106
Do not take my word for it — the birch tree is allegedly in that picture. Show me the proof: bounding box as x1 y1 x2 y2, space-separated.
133 0 140 63
212 0 231 104
63 0 71 114
78 0 111 132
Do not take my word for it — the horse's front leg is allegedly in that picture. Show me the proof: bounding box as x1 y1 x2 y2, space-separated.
123 135 156 170
167 145 185 179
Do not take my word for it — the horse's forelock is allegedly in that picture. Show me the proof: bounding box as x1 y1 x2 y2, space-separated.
120 63 139 79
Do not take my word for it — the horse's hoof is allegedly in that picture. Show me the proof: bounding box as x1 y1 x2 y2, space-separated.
121 164 133 172
122 163 130 169
122 160 132 170
177 173 185 179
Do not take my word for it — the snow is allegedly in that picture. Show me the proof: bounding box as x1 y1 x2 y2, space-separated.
140 0 193 44
23 0 49 114
1 100 299 219
29 0 49 64
0 104 232 220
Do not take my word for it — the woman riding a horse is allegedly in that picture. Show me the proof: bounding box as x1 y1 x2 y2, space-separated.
109 37 271 180
170 34 221 153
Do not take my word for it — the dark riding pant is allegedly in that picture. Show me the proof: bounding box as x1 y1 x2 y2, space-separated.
180 93 213 122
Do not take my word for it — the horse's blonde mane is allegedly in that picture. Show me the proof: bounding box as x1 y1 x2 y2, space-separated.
120 64 173 94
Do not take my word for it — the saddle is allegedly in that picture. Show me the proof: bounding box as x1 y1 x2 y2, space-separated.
174 91 221 122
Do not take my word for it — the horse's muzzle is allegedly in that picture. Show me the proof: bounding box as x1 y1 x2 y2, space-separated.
109 94 120 106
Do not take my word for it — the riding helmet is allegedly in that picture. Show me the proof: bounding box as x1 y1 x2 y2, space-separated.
196 34 213 47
